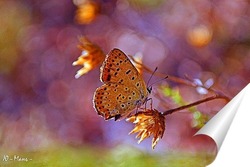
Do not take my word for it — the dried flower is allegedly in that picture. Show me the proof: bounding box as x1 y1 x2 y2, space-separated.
127 109 165 149
74 1 100 24
72 37 105 78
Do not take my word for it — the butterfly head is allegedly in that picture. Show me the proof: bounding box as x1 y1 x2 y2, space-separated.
147 86 152 94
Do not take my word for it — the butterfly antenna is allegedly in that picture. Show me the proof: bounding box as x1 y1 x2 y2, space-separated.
149 75 168 87
147 69 168 93
146 67 158 87
146 67 159 93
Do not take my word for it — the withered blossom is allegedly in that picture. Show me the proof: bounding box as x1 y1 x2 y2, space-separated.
72 37 105 78
127 109 165 149
74 1 100 24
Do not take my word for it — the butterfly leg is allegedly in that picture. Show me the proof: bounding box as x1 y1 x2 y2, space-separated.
148 98 153 110
143 97 153 110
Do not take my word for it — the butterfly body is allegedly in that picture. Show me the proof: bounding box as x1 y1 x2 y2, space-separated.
93 48 148 120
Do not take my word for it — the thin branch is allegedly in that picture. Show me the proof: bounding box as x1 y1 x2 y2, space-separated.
129 55 231 101
162 94 229 116
129 55 196 86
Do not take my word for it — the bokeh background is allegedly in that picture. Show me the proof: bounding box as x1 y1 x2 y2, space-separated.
0 0 250 166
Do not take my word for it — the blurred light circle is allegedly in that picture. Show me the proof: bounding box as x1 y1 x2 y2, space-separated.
187 25 213 47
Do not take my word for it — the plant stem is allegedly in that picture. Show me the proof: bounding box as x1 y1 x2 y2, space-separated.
162 94 229 116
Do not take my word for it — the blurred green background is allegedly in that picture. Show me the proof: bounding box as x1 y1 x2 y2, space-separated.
0 0 250 166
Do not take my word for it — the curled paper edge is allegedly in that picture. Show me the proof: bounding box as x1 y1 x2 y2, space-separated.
207 83 250 166
194 84 248 151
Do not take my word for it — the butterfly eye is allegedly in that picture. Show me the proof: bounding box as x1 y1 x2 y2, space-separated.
147 87 152 93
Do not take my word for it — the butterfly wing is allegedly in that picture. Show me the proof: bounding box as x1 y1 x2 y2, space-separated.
101 48 148 96
94 83 143 120
101 49 138 83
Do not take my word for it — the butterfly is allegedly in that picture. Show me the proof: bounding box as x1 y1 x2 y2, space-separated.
93 48 150 120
